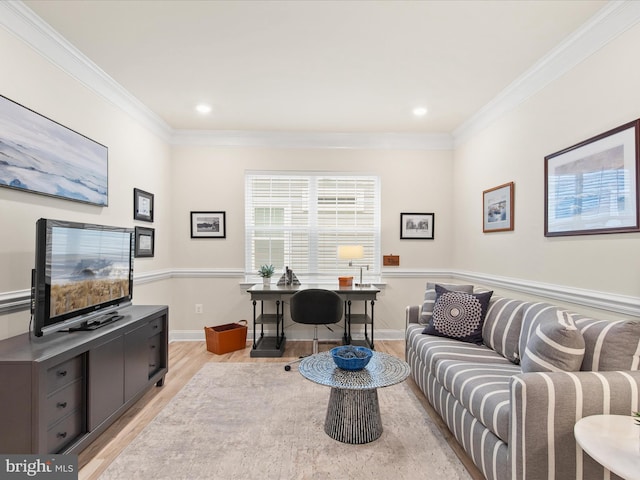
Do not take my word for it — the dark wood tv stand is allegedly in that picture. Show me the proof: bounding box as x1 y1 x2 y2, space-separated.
0 304 168 454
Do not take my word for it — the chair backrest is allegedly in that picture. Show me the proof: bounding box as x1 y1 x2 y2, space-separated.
290 289 343 325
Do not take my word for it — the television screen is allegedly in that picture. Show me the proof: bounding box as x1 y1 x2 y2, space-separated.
33 219 134 336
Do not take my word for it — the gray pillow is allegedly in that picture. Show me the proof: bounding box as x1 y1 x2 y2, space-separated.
420 282 473 325
520 310 585 373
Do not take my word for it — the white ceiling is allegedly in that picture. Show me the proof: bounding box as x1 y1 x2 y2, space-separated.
21 0 608 135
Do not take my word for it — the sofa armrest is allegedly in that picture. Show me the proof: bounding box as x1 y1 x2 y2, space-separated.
509 370 640 480
405 305 421 326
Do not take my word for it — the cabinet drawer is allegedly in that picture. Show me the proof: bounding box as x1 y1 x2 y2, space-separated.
147 318 163 337
46 356 83 393
46 379 83 428
47 410 82 453
148 334 162 376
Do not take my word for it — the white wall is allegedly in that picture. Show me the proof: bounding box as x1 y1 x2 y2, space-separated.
168 145 454 335
453 21 640 299
2 11 640 342
0 27 173 340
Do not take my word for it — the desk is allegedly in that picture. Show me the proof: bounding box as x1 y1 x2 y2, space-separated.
246 284 380 358
574 414 640 480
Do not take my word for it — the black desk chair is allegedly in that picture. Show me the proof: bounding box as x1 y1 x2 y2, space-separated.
284 289 344 371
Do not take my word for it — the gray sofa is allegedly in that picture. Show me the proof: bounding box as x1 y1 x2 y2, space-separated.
405 283 640 480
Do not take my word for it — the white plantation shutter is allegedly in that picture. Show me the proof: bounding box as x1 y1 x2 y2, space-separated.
245 172 380 277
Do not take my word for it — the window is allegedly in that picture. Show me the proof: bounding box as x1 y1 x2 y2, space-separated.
245 172 380 278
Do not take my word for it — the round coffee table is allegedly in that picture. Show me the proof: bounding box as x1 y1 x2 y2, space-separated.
574 414 640 479
299 350 410 444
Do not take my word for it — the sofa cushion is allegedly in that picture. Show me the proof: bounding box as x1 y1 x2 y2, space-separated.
433 358 521 443
420 282 473 325
407 324 512 373
482 296 527 364
572 315 640 371
422 286 492 345
520 310 585 372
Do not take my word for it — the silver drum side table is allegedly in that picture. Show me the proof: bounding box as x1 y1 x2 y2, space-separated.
299 351 410 444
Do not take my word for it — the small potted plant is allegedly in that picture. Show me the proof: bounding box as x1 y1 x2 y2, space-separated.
258 264 275 287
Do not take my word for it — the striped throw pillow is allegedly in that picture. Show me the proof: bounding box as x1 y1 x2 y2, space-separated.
420 282 473 325
520 310 585 373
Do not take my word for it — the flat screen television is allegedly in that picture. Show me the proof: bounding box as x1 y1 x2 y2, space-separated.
32 218 134 336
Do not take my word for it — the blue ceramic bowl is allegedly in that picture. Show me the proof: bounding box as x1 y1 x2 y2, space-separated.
330 346 373 371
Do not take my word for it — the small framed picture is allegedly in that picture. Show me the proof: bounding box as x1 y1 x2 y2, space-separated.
483 182 514 233
191 211 226 238
134 188 154 222
400 212 434 239
135 226 155 257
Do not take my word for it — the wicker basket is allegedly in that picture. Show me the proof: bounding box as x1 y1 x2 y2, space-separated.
204 320 248 354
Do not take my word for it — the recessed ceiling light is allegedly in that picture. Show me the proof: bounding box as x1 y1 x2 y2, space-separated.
195 104 212 114
413 107 428 117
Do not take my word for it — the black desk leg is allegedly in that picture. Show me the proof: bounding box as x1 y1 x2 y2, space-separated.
370 300 375 350
252 300 257 349
275 300 281 349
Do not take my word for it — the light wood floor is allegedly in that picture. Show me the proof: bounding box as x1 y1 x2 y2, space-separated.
78 340 483 480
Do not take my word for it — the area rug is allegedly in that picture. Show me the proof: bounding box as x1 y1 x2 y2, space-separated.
100 362 470 480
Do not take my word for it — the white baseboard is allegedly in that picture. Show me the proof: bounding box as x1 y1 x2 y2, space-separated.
169 328 404 343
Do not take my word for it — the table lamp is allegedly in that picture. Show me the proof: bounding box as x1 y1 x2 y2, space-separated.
338 245 369 287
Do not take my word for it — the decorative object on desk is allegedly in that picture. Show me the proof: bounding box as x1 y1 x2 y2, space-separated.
633 411 640 426
204 320 248 354
400 212 434 239
483 182 514 233
134 226 155 257
133 188 154 222
0 94 108 206
338 245 369 287
258 264 275 286
330 345 373 371
338 276 353 287
277 266 300 286
190 211 226 238
545 119 640 237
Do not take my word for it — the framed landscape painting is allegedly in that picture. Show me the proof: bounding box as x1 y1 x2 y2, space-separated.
545 120 640 237
0 95 108 206
191 211 226 238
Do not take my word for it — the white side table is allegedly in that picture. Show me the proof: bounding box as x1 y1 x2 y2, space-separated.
574 414 640 480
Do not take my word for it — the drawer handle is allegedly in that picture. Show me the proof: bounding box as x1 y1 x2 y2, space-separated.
152 324 159 329
150 345 156 349
149 363 157 368
57 432 67 439
57 370 68 377
57 401 68 409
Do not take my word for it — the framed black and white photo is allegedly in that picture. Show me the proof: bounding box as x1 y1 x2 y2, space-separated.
0 94 108 206
133 188 154 222
134 226 155 257
545 119 640 236
191 211 226 238
400 212 434 239
483 182 514 233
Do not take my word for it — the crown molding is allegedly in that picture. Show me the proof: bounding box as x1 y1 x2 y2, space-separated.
170 130 453 150
0 0 173 142
3 1 640 150
453 0 640 147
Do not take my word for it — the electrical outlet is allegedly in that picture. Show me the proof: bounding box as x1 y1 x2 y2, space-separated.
195 304 203 314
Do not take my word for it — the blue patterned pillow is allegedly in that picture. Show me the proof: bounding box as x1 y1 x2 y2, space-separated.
422 285 493 345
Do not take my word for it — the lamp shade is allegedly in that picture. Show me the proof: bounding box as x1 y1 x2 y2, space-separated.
338 245 364 260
